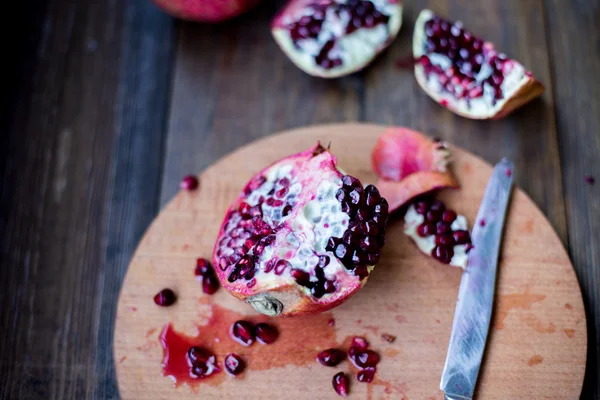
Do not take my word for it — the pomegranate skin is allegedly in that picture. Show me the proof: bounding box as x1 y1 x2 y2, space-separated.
213 143 388 317
152 0 262 22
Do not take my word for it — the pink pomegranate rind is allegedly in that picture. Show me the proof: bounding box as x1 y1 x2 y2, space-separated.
213 143 389 316
152 0 262 22
371 127 451 181
271 0 403 78
371 127 458 213
413 9 544 119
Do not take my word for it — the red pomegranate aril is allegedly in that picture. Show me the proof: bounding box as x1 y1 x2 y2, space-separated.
154 288 176 306
432 245 454 264
274 259 291 275
436 221 451 235
291 268 311 286
417 222 435 237
231 320 255 346
195 258 212 276
435 233 455 246
188 346 215 365
202 273 220 295
355 350 380 368
360 220 379 235
224 353 245 376
415 200 430 214
323 280 336 293
191 363 210 378
317 348 346 367
332 372 350 397
357 367 376 383
180 175 199 191
442 210 457 223
360 236 377 252
255 323 278 344
426 209 442 222
453 230 470 245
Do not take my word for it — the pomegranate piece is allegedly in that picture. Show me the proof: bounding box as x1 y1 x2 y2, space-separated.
255 323 279 344
371 128 458 213
357 367 376 383
224 353 245 375
152 0 263 22
195 258 212 276
404 199 471 268
271 0 403 78
317 348 346 366
230 320 256 346
213 143 389 317
332 372 350 397
202 273 220 295
187 346 219 378
153 288 176 306
413 9 544 119
372 127 453 182
180 175 199 190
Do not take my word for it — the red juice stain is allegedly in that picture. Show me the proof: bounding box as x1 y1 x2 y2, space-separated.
159 304 336 387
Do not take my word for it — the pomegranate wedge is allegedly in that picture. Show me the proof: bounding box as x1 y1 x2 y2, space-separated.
413 9 544 119
271 0 403 78
213 143 389 316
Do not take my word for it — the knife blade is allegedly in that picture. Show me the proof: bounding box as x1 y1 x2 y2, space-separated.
440 158 514 400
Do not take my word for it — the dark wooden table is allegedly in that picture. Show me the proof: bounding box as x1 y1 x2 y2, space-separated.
1 0 598 398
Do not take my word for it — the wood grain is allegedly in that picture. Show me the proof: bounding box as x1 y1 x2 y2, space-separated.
115 124 586 399
0 0 175 399
542 0 600 397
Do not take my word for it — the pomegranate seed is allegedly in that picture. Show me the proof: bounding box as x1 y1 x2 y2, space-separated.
415 200 430 214
224 353 245 375
436 221 451 235
275 259 291 275
417 222 435 237
426 209 442 222
153 288 176 306
430 201 444 211
231 320 255 346
328 318 335 326
360 220 379 235
255 323 278 344
332 372 349 397
354 265 369 279
442 210 457 223
354 350 380 368
180 175 199 191
435 233 455 246
453 230 470 244
275 187 288 198
202 273 220 295
191 363 209 378
432 245 454 264
318 255 330 268
317 348 346 366
357 368 376 383
195 258 212 276
292 269 311 286
324 280 336 293
188 346 215 365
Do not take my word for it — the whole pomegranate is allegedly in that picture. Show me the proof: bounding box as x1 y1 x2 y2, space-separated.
151 0 262 22
213 143 389 316
271 0 403 78
413 9 544 119
371 127 458 213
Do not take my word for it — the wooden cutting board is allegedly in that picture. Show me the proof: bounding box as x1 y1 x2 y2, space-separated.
114 123 586 399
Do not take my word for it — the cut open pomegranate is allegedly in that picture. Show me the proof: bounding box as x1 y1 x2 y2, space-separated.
372 128 458 213
271 0 403 78
413 9 544 119
213 143 389 316
404 199 471 268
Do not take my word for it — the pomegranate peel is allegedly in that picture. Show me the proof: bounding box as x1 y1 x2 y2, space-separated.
271 0 403 78
213 142 389 317
371 127 451 181
376 172 458 213
413 9 544 119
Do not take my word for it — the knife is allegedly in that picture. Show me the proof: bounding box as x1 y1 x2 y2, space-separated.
440 158 514 400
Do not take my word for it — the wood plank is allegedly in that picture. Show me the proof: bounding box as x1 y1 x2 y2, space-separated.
543 0 600 397
0 0 175 398
160 1 363 205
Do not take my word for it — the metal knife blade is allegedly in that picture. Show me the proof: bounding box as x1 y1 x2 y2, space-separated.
440 158 514 400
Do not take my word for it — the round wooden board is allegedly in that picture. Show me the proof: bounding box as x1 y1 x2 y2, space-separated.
114 123 586 399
